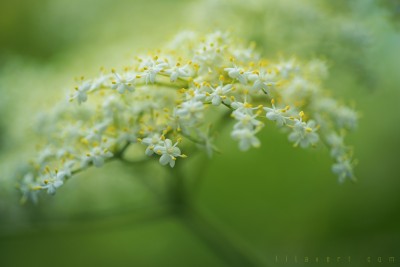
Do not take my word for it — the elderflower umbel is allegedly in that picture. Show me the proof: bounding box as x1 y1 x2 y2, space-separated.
14 31 359 202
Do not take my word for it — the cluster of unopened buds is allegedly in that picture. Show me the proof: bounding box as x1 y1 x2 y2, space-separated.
15 31 358 203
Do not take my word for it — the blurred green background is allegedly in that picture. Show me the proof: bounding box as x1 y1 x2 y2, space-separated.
1 0 400 266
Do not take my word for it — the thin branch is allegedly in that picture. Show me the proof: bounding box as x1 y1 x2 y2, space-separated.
167 166 266 267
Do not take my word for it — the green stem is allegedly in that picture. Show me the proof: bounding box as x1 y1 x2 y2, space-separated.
167 165 265 267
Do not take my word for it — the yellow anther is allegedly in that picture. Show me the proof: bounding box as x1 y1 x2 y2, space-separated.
299 111 305 117
181 154 188 158
111 68 116 73
44 179 49 185
243 102 253 108
219 75 225 81
271 99 275 105
306 127 313 133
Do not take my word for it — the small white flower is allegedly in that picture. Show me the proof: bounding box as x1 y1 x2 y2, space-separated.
83 145 113 167
139 57 169 84
153 139 186 167
85 120 111 142
231 128 261 151
288 118 319 148
72 81 92 104
332 157 355 183
41 169 65 195
175 100 204 125
111 72 135 93
232 110 263 129
206 84 232 106
248 70 278 94
231 101 259 114
56 161 75 180
141 134 163 156
224 66 248 84
336 106 358 130
42 179 63 195
263 100 290 126
20 173 40 203
164 63 191 82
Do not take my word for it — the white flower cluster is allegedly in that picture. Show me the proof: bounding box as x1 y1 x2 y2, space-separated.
15 31 358 203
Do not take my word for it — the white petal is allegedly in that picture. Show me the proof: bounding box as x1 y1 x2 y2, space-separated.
53 180 63 188
159 154 170 165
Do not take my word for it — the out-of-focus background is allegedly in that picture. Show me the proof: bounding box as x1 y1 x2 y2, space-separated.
1 0 400 266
